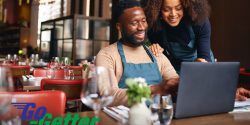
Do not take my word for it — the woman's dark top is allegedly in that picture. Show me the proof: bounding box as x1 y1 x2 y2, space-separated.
148 19 212 72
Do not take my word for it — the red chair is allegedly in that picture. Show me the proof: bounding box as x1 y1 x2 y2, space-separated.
239 68 250 87
0 91 66 118
40 79 86 111
9 65 30 77
33 69 64 79
9 66 30 91
40 79 84 99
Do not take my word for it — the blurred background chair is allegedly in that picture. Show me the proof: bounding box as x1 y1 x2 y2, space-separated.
33 68 64 79
9 65 30 91
69 66 83 79
40 79 85 112
239 68 250 90
9 65 30 77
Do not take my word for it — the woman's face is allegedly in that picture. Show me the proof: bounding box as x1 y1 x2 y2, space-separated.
161 0 184 27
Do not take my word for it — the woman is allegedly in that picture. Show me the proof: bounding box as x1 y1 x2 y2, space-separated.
144 0 214 73
143 0 250 101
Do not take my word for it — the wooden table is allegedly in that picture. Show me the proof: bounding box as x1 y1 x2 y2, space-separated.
77 111 250 125
171 112 250 125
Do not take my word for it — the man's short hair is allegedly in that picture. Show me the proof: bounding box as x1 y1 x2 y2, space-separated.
112 0 141 23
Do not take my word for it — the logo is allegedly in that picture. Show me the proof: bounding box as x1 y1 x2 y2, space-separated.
12 102 46 120
12 102 100 125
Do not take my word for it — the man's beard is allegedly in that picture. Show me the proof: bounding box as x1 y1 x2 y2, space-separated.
121 30 147 47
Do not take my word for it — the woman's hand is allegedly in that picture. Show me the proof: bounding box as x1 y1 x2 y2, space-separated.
149 44 164 57
235 87 250 101
195 58 208 62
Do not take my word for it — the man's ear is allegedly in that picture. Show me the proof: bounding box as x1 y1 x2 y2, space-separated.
116 23 121 32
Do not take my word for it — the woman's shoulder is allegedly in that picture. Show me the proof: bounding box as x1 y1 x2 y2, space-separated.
190 18 211 36
192 18 211 30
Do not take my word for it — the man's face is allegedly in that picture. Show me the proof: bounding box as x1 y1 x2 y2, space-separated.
117 7 148 46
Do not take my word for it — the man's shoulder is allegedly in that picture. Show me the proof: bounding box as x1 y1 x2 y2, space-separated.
98 42 118 55
155 54 171 65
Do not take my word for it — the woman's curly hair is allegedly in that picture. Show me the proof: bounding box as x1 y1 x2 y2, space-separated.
143 0 211 31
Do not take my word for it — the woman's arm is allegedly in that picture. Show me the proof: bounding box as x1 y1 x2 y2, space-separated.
195 19 212 62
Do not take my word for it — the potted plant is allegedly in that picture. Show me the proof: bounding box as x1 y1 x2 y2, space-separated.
126 77 152 125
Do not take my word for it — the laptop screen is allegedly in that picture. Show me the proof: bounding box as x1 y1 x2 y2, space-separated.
174 62 240 118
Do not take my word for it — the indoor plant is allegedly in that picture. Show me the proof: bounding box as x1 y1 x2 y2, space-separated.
126 77 152 125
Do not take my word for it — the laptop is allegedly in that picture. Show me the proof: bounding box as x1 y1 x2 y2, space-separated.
174 62 240 118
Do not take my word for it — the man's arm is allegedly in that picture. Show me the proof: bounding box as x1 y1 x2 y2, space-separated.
152 54 179 95
96 49 128 106
150 78 179 95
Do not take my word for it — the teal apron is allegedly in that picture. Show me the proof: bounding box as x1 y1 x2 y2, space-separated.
161 26 214 73
117 41 162 88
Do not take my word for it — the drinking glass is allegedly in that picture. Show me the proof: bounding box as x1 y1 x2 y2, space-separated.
64 69 74 80
81 66 114 116
49 57 60 69
46 68 55 79
0 67 21 125
61 57 70 67
151 94 173 125
35 54 39 64
13 54 19 65
30 54 35 65
61 57 71 78
54 57 60 69
5 54 12 64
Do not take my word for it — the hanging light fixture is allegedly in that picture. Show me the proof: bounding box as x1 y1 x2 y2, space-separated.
19 0 22 6
18 0 31 6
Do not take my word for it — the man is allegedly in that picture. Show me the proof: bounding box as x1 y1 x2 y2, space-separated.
96 0 179 106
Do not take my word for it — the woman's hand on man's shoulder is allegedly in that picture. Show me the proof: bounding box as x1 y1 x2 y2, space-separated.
149 43 164 57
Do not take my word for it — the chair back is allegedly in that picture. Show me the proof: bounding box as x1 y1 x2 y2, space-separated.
69 66 83 77
40 79 85 99
0 91 66 118
9 65 30 77
33 69 64 79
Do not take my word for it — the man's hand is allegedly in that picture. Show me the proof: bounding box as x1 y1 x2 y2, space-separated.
236 87 250 101
149 44 164 57
150 78 179 95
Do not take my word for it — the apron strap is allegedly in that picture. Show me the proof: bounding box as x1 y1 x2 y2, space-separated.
143 45 157 63
118 41 156 63
117 41 127 63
